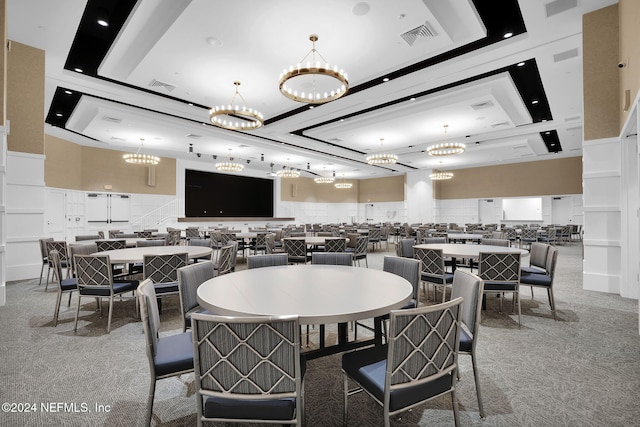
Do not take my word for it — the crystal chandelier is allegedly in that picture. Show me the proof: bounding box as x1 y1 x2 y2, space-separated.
429 170 454 180
366 138 398 165
426 125 465 156
334 175 352 189
279 34 348 104
123 138 160 165
215 149 244 173
209 81 264 131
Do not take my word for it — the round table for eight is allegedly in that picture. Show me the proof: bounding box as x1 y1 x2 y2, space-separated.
92 245 212 264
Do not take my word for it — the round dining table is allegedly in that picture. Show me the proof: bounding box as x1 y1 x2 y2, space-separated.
92 245 212 264
413 243 528 271
197 264 413 359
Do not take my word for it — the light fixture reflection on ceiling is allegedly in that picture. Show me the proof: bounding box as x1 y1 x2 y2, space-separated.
314 167 335 183
123 138 160 165
209 81 264 131
429 170 454 180
366 138 398 165
276 159 300 178
279 34 348 104
215 149 244 173
426 125 466 156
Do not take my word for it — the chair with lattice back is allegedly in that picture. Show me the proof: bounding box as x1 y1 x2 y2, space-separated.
283 238 309 265
166 229 182 246
191 313 305 426
48 249 78 327
324 237 346 252
414 247 454 302
342 297 463 427
478 251 522 326
45 241 70 291
73 254 138 333
143 253 188 299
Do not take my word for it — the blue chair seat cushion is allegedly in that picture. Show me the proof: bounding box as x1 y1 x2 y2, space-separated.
521 266 546 274
482 281 518 292
204 396 296 421
154 331 194 377
79 280 138 296
459 328 472 353
520 273 552 287
420 272 454 284
60 278 78 292
342 345 454 412
153 281 179 295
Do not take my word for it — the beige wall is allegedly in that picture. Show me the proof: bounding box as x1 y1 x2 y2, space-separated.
0 0 6 124
6 41 44 154
619 0 640 127
280 175 405 203
44 135 176 195
434 157 582 199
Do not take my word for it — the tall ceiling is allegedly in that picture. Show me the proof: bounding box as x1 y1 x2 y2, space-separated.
7 0 618 180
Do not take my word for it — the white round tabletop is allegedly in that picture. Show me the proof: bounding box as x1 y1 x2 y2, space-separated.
197 265 413 325
285 236 347 245
92 245 212 264
413 243 528 259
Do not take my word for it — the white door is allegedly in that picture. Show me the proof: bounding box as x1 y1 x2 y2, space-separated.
551 197 573 224
478 199 495 224
45 189 66 240
365 204 374 222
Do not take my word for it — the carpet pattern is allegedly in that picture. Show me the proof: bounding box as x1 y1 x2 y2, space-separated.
1 243 639 426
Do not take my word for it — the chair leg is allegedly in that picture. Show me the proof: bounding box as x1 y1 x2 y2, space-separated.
73 294 82 332
53 292 62 327
343 374 349 427
516 291 522 326
548 288 557 320
471 352 485 418
38 263 45 286
146 379 156 427
451 388 460 427
107 297 114 334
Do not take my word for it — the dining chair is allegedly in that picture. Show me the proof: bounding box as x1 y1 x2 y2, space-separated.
414 247 454 302
478 251 522 326
519 228 539 249
96 239 126 251
450 269 485 418
521 242 549 275
247 253 288 269
249 232 268 255
324 237 346 252
45 240 71 291
348 236 369 267
165 229 182 246
311 252 353 266
520 246 558 320
48 249 78 327
138 279 194 427
176 261 215 332
68 242 98 279
367 228 381 252
283 238 309 265
395 238 415 258
342 297 463 427
214 243 235 275
143 252 188 304
73 254 139 334
38 237 54 286
191 313 305 426
136 239 166 247
188 238 213 262
136 230 153 238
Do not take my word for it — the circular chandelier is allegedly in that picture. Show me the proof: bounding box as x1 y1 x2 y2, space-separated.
366 138 398 165
215 149 244 173
426 125 465 156
279 34 348 104
123 138 160 165
334 182 353 189
276 168 300 178
314 168 335 183
429 170 454 180
209 81 264 131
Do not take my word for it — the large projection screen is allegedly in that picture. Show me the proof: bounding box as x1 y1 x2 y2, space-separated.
502 198 542 221
185 169 274 217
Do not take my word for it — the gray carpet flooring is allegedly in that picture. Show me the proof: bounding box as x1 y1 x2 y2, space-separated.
1 242 639 426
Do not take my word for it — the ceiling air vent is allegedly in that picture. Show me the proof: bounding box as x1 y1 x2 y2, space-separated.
491 121 510 128
470 101 494 110
400 22 437 46
545 0 578 18
149 78 176 92
185 133 202 139
553 48 578 63
110 137 126 142
102 116 122 123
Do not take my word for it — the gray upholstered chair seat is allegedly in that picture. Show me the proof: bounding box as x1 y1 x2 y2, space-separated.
59 278 78 292
520 272 551 287
203 397 296 421
153 331 194 377
153 282 179 294
78 280 137 296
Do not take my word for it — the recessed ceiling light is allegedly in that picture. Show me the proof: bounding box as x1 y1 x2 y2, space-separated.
352 2 370 16
55 113 63 117
503 32 513 38
97 19 108 27
517 61 525 67
532 99 539 105
74 68 83 73
383 77 390 82
410 97 416 101
64 90 72 95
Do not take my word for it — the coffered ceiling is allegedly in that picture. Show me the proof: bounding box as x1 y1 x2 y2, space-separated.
7 0 618 179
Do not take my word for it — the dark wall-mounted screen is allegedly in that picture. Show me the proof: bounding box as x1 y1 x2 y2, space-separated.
185 169 274 217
